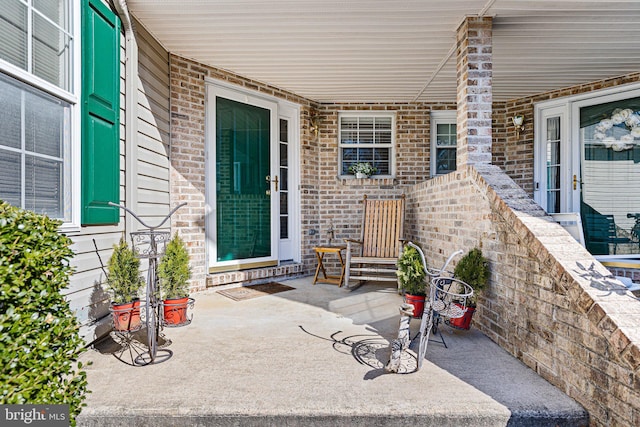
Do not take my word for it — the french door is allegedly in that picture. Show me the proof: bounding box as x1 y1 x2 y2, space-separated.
535 87 640 256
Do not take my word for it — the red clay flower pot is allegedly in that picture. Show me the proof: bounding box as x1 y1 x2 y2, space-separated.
163 297 189 326
447 303 475 330
404 293 426 318
111 299 141 331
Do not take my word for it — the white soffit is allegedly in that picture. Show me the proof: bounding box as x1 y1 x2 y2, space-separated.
127 0 640 103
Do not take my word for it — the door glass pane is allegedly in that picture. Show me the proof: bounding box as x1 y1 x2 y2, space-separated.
579 97 640 255
279 119 289 239
216 97 271 261
546 117 561 213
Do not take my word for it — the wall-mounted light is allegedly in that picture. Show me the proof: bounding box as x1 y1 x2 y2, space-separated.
309 115 320 139
512 115 525 138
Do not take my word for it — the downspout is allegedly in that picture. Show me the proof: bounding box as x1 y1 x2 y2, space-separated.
113 0 139 235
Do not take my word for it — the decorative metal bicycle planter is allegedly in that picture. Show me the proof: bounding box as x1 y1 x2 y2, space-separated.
416 276 473 370
109 202 193 366
386 243 473 373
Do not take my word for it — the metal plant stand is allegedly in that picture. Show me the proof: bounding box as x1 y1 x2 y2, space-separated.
109 202 190 365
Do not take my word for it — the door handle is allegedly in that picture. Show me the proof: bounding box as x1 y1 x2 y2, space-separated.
572 174 582 190
265 175 279 192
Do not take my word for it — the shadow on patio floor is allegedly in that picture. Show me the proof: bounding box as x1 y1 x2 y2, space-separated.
77 277 587 427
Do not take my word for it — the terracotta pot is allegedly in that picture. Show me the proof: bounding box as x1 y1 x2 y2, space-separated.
111 299 141 331
404 293 426 318
163 297 189 326
447 303 475 330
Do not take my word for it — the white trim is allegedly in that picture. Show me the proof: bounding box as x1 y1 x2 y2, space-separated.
0 0 81 232
337 110 396 178
64 0 82 232
535 83 640 214
278 104 301 263
206 80 290 270
430 110 457 178
533 104 569 212
203 76 299 110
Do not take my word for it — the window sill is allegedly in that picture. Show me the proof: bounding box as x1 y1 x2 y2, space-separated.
58 222 82 234
338 176 397 186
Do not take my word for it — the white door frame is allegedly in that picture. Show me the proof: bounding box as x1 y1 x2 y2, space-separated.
278 104 301 263
533 102 570 212
204 79 301 272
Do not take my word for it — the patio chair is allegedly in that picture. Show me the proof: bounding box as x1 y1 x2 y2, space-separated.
583 213 632 255
343 194 406 288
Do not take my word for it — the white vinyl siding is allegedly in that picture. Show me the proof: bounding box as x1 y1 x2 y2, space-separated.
66 19 171 342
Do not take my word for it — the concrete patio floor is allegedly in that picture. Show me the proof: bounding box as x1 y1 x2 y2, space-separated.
77 277 588 426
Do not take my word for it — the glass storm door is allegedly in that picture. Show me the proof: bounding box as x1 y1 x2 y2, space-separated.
577 96 640 256
208 88 279 271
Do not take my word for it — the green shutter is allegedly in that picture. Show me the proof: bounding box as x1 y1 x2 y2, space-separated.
81 0 120 225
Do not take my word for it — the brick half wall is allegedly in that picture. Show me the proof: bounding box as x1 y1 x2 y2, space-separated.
405 164 640 427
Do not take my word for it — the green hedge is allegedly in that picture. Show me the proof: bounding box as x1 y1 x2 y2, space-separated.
0 201 88 426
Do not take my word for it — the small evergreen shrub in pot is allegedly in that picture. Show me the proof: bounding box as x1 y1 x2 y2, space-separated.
158 234 192 326
449 247 489 330
106 239 144 331
0 201 88 426
397 244 427 318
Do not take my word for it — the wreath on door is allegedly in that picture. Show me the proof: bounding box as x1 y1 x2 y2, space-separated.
593 108 640 151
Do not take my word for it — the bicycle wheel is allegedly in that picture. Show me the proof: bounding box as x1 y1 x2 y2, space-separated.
145 264 158 362
416 304 434 371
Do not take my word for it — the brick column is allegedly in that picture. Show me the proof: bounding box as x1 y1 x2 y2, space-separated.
456 16 493 167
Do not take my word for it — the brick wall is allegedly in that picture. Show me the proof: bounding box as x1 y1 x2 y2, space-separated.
406 164 640 426
312 103 454 261
170 53 458 285
169 55 318 289
456 16 493 167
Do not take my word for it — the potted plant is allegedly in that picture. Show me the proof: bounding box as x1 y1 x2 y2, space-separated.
448 247 489 330
397 244 427 318
107 239 144 331
158 234 192 326
348 162 377 179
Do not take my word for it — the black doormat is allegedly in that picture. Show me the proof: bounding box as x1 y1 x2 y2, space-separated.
216 282 295 301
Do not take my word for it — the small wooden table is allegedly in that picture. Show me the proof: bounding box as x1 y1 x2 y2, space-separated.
313 245 347 287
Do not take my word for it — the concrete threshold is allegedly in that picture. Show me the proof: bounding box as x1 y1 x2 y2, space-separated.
77 277 588 427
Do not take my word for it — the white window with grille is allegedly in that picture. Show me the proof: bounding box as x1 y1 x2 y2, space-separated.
430 111 457 177
338 112 395 177
0 0 79 227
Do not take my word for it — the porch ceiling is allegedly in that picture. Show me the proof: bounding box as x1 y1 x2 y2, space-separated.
127 0 640 103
